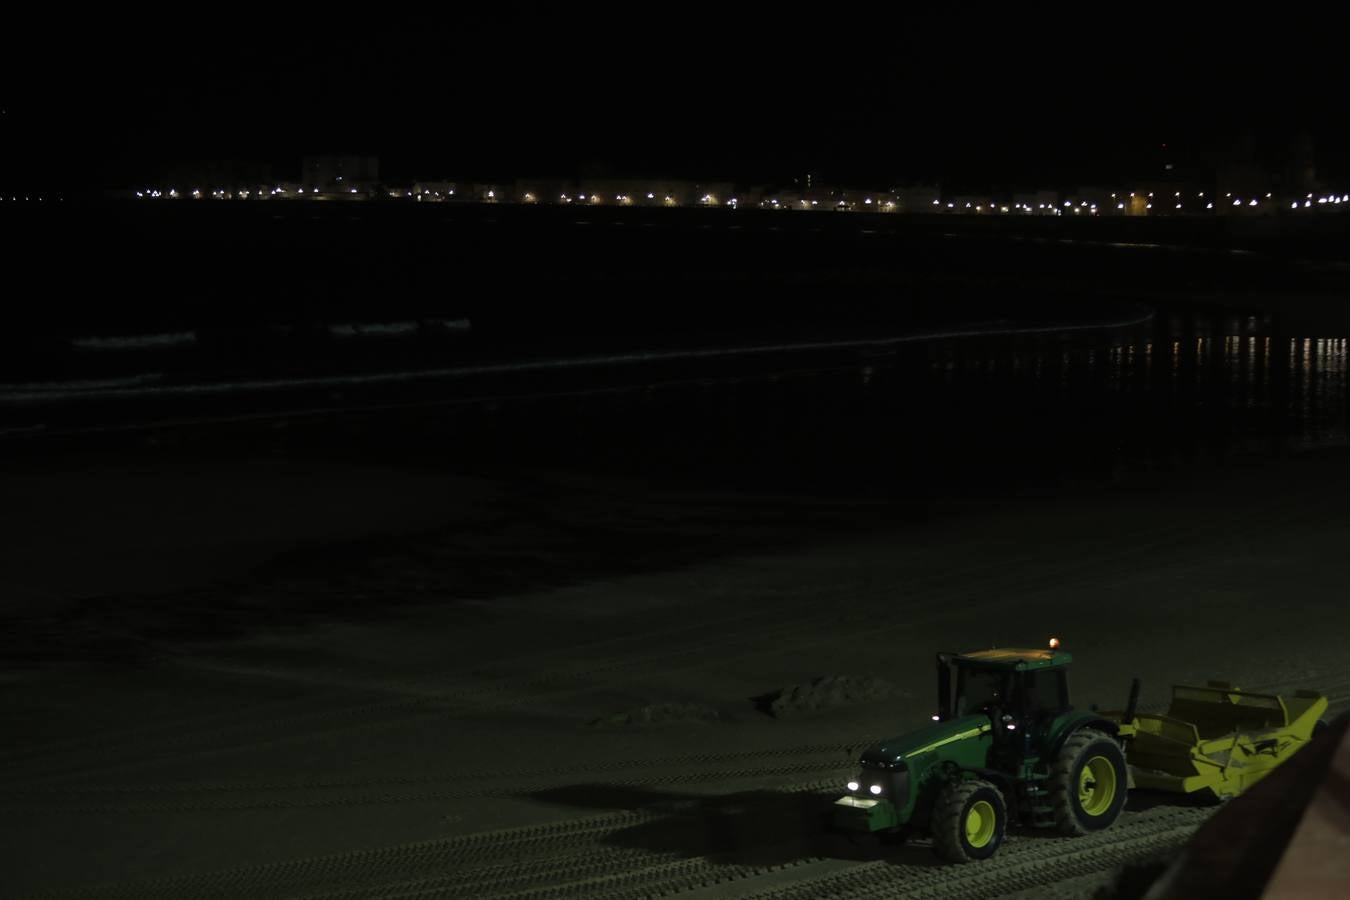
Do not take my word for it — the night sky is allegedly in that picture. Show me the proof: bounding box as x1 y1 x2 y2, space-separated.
6 12 1348 193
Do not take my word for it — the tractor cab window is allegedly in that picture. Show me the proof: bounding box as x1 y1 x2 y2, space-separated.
957 668 1011 715
1019 669 1069 715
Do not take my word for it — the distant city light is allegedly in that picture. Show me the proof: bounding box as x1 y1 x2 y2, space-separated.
115 173 1350 218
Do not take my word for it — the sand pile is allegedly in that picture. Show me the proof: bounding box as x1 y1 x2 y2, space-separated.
766 675 908 717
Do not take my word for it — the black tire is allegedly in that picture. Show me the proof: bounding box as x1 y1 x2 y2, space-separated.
931 779 1007 863
1050 728 1129 835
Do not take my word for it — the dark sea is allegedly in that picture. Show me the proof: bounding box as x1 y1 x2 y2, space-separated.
4 201 1347 496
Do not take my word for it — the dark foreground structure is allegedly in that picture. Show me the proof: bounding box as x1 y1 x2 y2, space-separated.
1111 713 1350 900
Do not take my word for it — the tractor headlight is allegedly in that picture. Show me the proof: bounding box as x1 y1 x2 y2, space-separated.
847 781 859 792
869 784 883 795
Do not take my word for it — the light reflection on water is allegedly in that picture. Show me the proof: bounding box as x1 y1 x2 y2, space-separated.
918 323 1349 456
470 312 1349 494
24 309 1340 493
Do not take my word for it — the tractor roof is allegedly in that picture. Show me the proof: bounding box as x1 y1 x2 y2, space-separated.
954 648 1072 670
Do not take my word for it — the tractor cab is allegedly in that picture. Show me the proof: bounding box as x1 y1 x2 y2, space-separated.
938 646 1073 755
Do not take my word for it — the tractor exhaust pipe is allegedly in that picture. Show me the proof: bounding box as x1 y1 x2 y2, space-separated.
936 653 952 721
1122 677 1141 726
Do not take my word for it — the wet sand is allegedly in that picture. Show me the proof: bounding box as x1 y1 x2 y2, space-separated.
3 445 1349 898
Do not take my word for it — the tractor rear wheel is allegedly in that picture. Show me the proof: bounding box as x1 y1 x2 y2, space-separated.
931 779 1007 862
1050 728 1128 835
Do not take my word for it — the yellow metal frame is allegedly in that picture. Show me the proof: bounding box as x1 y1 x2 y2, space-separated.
1110 683 1327 800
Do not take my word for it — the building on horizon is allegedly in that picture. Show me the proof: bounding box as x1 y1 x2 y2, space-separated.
158 159 274 194
303 155 380 195
412 181 460 200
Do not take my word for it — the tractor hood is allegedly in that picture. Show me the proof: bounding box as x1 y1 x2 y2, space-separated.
860 715 993 765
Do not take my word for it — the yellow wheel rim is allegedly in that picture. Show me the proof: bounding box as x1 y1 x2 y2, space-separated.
1078 756 1118 816
965 799 997 848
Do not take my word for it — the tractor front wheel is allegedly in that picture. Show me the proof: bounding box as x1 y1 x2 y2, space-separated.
1050 728 1128 835
931 780 1007 862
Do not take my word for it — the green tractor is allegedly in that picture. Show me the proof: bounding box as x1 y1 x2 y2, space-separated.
832 643 1138 862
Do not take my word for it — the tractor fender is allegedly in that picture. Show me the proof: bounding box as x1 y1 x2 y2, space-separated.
1047 713 1121 757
